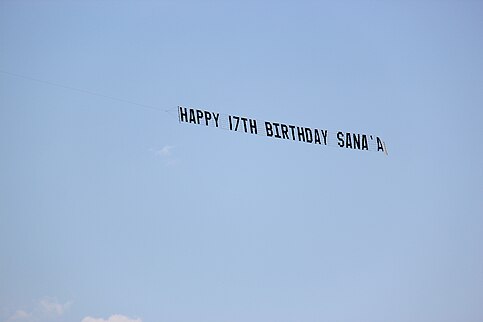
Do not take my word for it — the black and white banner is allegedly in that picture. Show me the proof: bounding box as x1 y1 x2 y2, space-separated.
178 106 388 155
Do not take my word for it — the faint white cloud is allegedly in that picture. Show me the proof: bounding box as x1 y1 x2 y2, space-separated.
150 145 177 166
4 297 71 322
5 310 31 322
39 297 71 316
157 145 173 157
81 315 142 322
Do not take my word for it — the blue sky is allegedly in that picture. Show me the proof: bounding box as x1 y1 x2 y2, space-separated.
1 1 482 322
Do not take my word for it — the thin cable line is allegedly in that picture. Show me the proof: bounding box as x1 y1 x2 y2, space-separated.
0 69 167 113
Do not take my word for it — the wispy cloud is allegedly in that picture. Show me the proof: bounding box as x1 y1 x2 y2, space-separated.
5 310 31 322
39 297 71 316
150 145 177 166
81 315 142 322
3 300 140 322
155 145 173 157
4 297 71 322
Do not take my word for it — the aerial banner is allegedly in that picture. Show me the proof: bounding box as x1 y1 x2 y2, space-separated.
178 106 388 155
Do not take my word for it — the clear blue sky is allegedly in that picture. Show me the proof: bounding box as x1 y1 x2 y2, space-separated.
1 1 482 322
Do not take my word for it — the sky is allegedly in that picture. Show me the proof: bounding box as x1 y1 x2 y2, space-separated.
0 1 482 322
